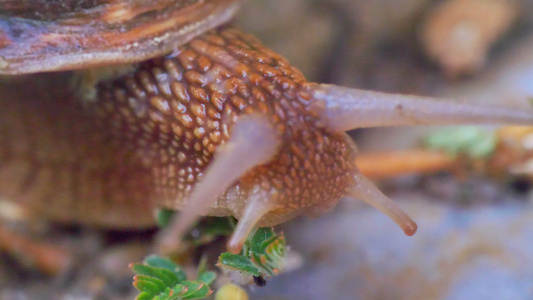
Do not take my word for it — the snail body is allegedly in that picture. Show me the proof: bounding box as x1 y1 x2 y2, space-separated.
1 0 533 254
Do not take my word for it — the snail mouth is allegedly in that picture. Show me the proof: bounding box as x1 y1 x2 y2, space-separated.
306 83 533 133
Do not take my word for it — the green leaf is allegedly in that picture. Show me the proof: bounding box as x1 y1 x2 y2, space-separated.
152 286 187 300
136 292 155 300
131 255 216 300
133 276 166 295
180 281 213 299
197 271 216 286
217 253 261 277
249 228 275 253
130 264 180 289
144 255 187 282
217 227 286 278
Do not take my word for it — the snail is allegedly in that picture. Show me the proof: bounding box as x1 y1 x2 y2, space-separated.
1 0 533 257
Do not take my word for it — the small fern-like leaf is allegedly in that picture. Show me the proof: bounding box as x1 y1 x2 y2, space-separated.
180 281 213 299
217 227 286 279
217 253 261 277
131 256 215 300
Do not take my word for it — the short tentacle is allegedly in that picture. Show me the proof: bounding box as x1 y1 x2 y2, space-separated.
227 187 275 254
156 115 281 254
349 170 417 236
309 83 533 132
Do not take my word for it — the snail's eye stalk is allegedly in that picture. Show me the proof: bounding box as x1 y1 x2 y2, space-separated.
156 115 281 255
349 170 417 236
309 83 533 132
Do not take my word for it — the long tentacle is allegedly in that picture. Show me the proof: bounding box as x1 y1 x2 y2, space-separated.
156 115 281 254
309 84 533 132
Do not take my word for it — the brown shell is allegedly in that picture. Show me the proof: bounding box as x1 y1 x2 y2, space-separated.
0 0 243 74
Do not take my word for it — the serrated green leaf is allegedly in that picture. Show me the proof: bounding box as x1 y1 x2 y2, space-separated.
250 228 285 276
170 285 187 295
250 228 275 253
144 255 178 271
135 283 188 300
132 255 216 300
180 280 212 299
260 233 284 255
133 276 166 295
137 292 156 300
250 252 268 274
144 255 187 282
217 253 261 276
153 286 187 300
217 227 286 279
131 264 181 288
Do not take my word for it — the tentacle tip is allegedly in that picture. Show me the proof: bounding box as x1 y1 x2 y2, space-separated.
402 221 418 236
227 239 244 254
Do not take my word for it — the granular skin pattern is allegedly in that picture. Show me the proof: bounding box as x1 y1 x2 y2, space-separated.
0 75 155 228
0 28 357 228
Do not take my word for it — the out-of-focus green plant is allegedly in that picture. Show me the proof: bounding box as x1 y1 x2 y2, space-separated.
155 208 176 228
423 126 497 159
130 255 216 300
187 217 236 246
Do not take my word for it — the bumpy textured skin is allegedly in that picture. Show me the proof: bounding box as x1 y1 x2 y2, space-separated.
0 28 357 228
0 74 155 228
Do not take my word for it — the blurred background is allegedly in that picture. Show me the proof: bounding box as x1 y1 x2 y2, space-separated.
3 0 533 299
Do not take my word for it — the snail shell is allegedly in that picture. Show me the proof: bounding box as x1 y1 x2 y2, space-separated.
0 0 243 74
